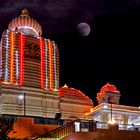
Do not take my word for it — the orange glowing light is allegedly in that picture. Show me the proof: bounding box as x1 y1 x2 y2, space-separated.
20 34 24 85
2 82 11 84
48 40 53 89
10 32 14 84
40 37 44 88
90 108 94 112
100 82 120 94
108 119 116 124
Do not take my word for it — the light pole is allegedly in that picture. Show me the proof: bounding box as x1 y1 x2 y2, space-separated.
108 97 113 123
110 103 112 122
23 92 25 116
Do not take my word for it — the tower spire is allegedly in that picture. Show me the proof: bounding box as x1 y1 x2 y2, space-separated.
21 8 29 16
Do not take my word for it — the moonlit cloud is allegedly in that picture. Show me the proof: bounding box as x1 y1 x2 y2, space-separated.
0 0 135 36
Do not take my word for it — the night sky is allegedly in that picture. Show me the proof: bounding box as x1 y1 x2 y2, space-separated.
0 0 140 107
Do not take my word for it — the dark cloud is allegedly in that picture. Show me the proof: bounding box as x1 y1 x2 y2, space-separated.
0 0 140 106
0 0 135 42
0 0 40 13
0 0 132 35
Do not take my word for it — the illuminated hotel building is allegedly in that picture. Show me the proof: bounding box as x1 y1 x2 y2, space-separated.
0 9 93 119
0 9 59 89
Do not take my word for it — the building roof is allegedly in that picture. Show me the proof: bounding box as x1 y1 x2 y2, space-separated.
8 9 42 36
100 82 120 94
59 84 93 104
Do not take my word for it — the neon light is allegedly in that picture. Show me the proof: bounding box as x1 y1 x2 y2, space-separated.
0 41 2 79
48 40 53 89
5 38 9 82
56 45 59 89
2 82 11 84
20 34 24 85
15 50 19 83
17 26 39 36
45 40 48 89
87 103 140 116
40 37 44 88
2 32 10 82
53 42 57 90
10 32 14 83
100 82 120 94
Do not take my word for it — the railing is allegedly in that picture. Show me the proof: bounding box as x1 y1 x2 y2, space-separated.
34 117 64 126
0 114 65 126
96 122 140 131
33 121 75 140
118 124 140 131
79 120 140 132
33 119 140 140
96 122 109 129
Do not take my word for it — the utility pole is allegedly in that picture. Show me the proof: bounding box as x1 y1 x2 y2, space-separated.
108 97 113 122
110 103 112 121
23 92 26 116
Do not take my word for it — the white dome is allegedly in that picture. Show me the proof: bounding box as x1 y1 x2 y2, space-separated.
8 9 42 36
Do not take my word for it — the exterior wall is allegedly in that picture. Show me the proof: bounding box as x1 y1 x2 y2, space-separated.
96 83 121 105
9 117 60 139
0 30 59 90
0 29 61 118
0 10 92 122
101 112 109 123
0 84 91 120
90 103 140 125
0 84 59 117
62 127 140 140
59 98 93 120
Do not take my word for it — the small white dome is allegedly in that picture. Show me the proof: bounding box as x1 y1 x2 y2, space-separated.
8 9 42 36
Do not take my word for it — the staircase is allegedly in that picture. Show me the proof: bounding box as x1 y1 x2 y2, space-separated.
32 121 75 140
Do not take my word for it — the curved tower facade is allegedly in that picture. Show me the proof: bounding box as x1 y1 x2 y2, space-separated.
0 9 59 90
0 9 93 120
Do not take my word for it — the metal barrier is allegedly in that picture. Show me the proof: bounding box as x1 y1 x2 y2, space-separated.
34 117 64 126
33 120 140 140
119 124 140 131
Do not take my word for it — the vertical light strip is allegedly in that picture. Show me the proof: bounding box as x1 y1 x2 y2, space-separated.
40 37 44 88
0 41 2 79
5 35 9 82
55 45 59 89
20 33 24 85
45 40 48 89
48 40 52 89
15 50 19 83
53 42 57 90
10 32 14 84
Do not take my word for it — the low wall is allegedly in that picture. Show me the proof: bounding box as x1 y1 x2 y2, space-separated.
9 117 60 139
61 125 140 140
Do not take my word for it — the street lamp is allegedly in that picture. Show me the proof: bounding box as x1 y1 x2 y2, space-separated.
19 93 26 116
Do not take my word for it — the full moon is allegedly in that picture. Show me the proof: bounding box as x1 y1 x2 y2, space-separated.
77 22 90 36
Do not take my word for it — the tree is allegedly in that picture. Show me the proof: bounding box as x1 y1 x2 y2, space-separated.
0 117 14 140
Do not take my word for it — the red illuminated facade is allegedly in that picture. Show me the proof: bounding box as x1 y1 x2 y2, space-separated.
0 9 59 90
0 9 93 122
100 82 120 94
96 82 121 104
59 84 93 104
1 9 140 140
